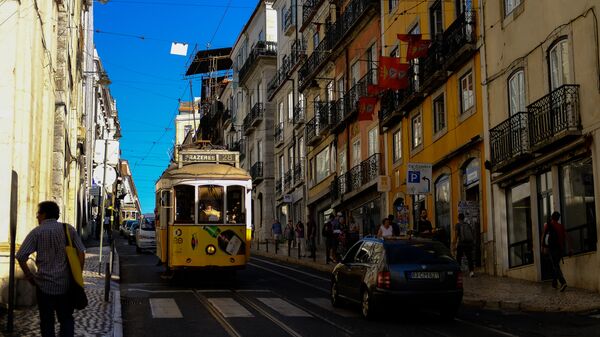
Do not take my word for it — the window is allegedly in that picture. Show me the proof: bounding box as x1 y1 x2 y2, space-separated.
281 6 287 27
298 136 305 165
257 140 263 162
411 113 423 149
508 70 526 115
279 155 285 190
388 0 398 12
560 157 597 254
549 38 570 90
430 0 443 38
393 128 402 162
507 181 533 268
326 81 334 102
278 101 284 124
368 128 378 156
435 175 451 247
504 0 522 16
390 46 399 58
351 61 360 87
338 149 347 174
456 0 471 16
433 93 446 134
184 125 192 138
288 91 294 121
313 30 319 49
337 76 345 100
460 71 474 113
352 139 361 166
288 146 294 174
316 148 330 183
174 185 195 223
227 186 246 224
366 44 378 84
160 190 172 227
198 185 224 223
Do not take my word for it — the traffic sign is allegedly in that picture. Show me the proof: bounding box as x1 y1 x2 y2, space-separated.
407 163 432 194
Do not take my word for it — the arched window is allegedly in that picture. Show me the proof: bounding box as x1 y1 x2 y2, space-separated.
508 69 526 115
548 38 570 90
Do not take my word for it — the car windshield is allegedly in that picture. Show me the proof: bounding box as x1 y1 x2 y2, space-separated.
127 221 137 229
141 219 155 230
385 241 454 264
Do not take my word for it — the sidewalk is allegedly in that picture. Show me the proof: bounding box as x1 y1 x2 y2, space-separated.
0 236 121 337
251 239 600 314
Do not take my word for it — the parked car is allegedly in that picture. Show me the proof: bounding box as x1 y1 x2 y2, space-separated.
120 219 137 237
135 216 156 252
330 236 463 320
128 222 139 245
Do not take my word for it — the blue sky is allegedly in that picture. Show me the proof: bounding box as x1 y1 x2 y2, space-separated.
94 0 255 213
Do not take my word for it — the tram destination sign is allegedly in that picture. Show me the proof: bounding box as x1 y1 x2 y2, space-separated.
180 152 237 165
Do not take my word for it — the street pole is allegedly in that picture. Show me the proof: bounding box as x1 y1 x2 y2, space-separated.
98 135 109 274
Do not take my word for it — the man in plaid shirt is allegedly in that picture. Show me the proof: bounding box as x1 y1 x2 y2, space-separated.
16 201 86 337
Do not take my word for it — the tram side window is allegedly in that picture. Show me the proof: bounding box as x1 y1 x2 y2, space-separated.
227 186 246 224
174 185 195 223
198 185 224 223
160 190 172 227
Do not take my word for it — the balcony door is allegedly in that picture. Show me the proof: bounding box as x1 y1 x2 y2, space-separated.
430 0 444 39
549 38 570 90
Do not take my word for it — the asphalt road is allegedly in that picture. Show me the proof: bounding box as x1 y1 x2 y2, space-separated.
116 237 600 337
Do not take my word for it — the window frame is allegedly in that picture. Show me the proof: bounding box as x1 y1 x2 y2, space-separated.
508 69 526 116
411 112 423 151
548 37 571 91
507 180 534 268
393 127 402 163
433 92 447 135
460 70 475 114
504 0 522 17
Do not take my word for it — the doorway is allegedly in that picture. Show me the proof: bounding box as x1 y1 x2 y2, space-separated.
538 171 553 280
463 159 482 267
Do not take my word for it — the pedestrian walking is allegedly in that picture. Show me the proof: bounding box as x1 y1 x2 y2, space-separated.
454 213 475 277
322 218 335 263
16 201 86 337
306 215 317 259
271 218 282 250
346 215 360 248
377 218 394 238
542 211 572 291
284 220 295 256
295 221 306 257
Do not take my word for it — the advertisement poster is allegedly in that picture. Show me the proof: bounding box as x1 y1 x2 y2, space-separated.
396 204 409 235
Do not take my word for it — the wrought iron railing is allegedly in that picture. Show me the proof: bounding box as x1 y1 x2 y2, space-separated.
275 178 282 196
290 39 306 67
305 116 319 145
228 139 240 152
284 6 296 32
243 102 265 133
284 169 293 191
239 41 277 82
418 38 445 87
335 153 381 196
268 56 292 98
443 11 476 63
298 35 331 87
293 162 304 184
334 69 376 128
302 0 323 28
274 122 284 145
251 162 264 181
489 112 530 167
293 102 305 125
239 138 246 160
527 84 580 149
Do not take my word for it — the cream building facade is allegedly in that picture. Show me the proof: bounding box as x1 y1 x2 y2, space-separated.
484 0 600 291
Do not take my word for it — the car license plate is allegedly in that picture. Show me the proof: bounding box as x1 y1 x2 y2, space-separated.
409 271 440 279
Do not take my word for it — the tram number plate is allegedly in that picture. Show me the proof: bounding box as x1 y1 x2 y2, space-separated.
409 271 440 279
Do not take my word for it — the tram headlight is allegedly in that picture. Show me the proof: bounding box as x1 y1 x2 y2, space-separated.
206 244 216 255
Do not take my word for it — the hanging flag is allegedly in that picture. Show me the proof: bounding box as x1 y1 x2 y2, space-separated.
367 84 382 96
397 33 422 42
358 97 377 121
406 39 431 60
379 57 410 90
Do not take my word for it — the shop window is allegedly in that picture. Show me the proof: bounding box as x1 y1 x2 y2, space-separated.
198 185 224 223
507 181 533 267
174 185 195 224
560 158 597 254
435 175 451 246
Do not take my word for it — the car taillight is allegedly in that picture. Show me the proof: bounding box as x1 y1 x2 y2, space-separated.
456 271 463 289
377 271 390 289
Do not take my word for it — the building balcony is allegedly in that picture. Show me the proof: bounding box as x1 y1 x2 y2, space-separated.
316 101 335 136
346 153 382 194
528 84 581 151
274 122 284 147
301 0 324 31
298 0 377 90
238 138 246 161
243 102 265 135
293 102 305 127
305 116 323 146
489 85 581 172
290 39 306 69
284 169 293 192
284 6 296 36
489 112 530 171
268 57 292 99
378 68 424 128
227 139 240 152
418 11 476 94
238 41 277 84
293 162 304 186
251 161 264 184
332 69 376 133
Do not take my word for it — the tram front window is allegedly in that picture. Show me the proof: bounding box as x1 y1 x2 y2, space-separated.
227 186 246 224
198 185 224 223
174 185 195 223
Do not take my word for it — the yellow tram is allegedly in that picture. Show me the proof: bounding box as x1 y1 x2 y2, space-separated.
155 148 252 272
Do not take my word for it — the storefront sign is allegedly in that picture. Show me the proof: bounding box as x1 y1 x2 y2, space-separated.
180 152 236 165
407 163 432 194
377 176 391 192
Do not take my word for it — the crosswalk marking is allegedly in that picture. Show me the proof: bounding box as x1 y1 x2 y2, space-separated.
305 298 359 318
208 298 254 318
149 298 183 318
257 298 312 317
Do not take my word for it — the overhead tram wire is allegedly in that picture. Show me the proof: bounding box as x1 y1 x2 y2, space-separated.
94 0 253 9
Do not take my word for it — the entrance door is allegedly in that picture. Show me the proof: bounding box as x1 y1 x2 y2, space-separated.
463 159 482 267
538 171 553 280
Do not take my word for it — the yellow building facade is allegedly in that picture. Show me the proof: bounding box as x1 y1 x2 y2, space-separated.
380 0 492 272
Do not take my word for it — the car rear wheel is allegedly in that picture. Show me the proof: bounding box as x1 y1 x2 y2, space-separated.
361 289 375 320
331 280 341 307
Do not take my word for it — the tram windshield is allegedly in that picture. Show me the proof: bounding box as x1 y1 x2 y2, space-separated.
198 185 224 223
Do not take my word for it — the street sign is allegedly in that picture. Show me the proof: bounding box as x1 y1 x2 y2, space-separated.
93 164 117 188
283 194 293 203
94 140 120 165
407 163 432 194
